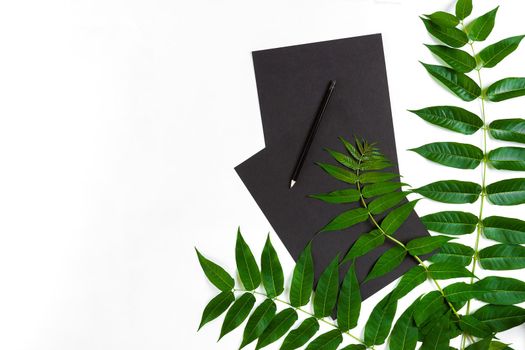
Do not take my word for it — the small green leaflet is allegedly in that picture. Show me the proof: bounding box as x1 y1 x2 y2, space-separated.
483 216 525 244
413 180 481 204
409 105 483 135
337 264 361 332
478 244 525 270
478 35 525 68
420 312 451 350
339 137 361 159
289 243 314 307
476 276 525 306
410 142 483 169
406 236 454 256
429 243 475 266
465 338 491 350
488 147 525 171
359 171 398 184
486 78 525 102
321 207 368 232
428 262 475 280
368 191 408 215
425 12 459 28
304 330 343 350
240 299 277 348
391 265 427 301
414 291 447 326
365 246 406 282
364 294 398 346
280 317 319 350
219 293 256 340
261 236 284 298
389 300 419 350
195 248 235 291
326 148 359 170
489 118 525 144
316 163 358 184
421 63 480 101
236 230 261 290
459 315 492 338
425 45 476 73
473 304 525 332
313 255 340 318
444 282 484 303
466 7 499 42
421 18 468 48
255 308 298 349
309 188 360 204
455 0 472 20
362 181 406 198
381 200 418 235
486 178 525 206
421 211 478 235
198 291 235 330
342 229 384 263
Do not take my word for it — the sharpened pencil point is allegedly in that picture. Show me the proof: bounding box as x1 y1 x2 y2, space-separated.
289 180 296 188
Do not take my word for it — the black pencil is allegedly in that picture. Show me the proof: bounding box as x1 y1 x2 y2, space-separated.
290 80 336 188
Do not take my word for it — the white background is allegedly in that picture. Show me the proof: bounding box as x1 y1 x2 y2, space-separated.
0 0 524 349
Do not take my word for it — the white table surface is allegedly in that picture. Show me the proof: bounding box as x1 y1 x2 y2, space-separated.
0 0 523 349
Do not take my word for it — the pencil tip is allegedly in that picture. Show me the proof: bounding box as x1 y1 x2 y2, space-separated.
289 180 296 188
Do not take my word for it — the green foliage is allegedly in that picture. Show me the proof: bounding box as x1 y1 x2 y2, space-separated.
409 106 483 135
486 78 525 102
421 211 478 235
195 248 235 291
488 147 525 170
255 308 298 349
482 216 525 244
421 63 480 101
466 7 498 41
261 236 284 298
486 178 525 205
241 299 277 348
337 264 361 332
429 242 474 266
198 291 235 330
236 229 261 290
489 118 525 144
421 17 468 48
219 293 256 340
305 330 343 350
280 317 319 350
389 300 419 350
478 244 525 270
413 180 482 203
313 255 340 318
410 142 483 169
478 35 525 68
406 236 454 255
289 243 314 307
364 293 398 346
455 0 473 20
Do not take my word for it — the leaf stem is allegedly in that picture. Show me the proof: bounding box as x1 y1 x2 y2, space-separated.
355 157 461 319
233 289 373 349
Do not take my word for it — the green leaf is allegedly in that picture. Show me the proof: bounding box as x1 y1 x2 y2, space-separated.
456 0 472 20
414 291 448 326
421 18 468 48
316 163 358 184
365 246 406 282
413 180 482 204
489 118 525 144
391 265 427 301
240 299 277 348
478 35 525 68
339 137 361 160
359 171 399 184
362 181 406 198
459 315 492 338
425 45 476 73
280 317 319 350
444 282 484 303
195 248 235 291
313 255 340 318
342 229 384 263
428 262 475 280
486 178 525 206
256 308 298 349
411 142 483 169
381 200 418 235
478 244 525 270
235 229 261 290
364 294 397 346
466 7 499 42
261 236 284 298
389 301 418 350
198 291 235 330
290 243 314 307
488 147 525 171
407 236 454 256
429 243 475 266
465 338 491 350
304 330 343 350
337 264 361 332
476 276 525 305
486 78 525 102
326 148 359 170
309 188 360 204
360 160 392 171
483 215 525 244
421 211 478 235
473 304 525 332
219 293 256 340
489 341 513 350
368 191 408 215
425 12 459 28
320 207 369 232
421 63 480 101
409 106 483 135
420 312 451 350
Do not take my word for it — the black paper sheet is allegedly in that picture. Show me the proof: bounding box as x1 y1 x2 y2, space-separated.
235 34 429 300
